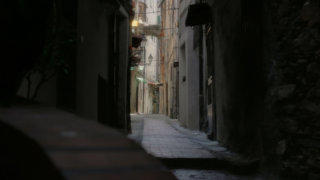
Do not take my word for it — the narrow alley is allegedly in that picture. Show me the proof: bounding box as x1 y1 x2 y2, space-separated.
1 0 320 179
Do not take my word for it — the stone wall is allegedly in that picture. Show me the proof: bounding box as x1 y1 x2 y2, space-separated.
211 0 320 177
264 0 320 178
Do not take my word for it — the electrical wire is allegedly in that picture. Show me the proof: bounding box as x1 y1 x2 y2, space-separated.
142 27 178 30
134 8 178 14
133 59 180 64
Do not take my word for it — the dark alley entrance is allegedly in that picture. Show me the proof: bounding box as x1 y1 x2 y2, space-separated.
129 0 320 179
128 1 260 179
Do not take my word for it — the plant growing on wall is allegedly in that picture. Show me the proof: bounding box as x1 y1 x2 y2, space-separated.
24 0 76 101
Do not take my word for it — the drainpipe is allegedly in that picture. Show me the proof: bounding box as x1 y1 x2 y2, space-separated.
199 25 204 130
142 46 146 113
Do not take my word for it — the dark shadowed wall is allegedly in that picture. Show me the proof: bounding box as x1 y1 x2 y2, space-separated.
0 0 53 106
211 0 320 178
77 0 130 130
213 0 264 156
77 0 113 119
263 0 320 178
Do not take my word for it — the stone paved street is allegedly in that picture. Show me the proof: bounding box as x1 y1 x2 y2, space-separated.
172 169 262 180
130 114 214 158
129 114 264 180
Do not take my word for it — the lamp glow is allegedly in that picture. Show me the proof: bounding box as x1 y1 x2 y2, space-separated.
132 20 139 27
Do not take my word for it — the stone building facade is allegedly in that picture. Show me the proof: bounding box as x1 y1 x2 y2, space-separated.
131 0 160 114
159 0 179 118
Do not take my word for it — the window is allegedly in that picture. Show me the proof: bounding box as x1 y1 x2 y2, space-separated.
138 2 147 22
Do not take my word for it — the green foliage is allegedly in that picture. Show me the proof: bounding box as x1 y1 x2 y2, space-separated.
25 0 77 101
18 0 25 8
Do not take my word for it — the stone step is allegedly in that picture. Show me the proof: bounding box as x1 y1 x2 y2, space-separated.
158 157 260 175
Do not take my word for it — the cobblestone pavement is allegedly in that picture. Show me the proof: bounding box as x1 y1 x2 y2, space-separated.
129 114 214 158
